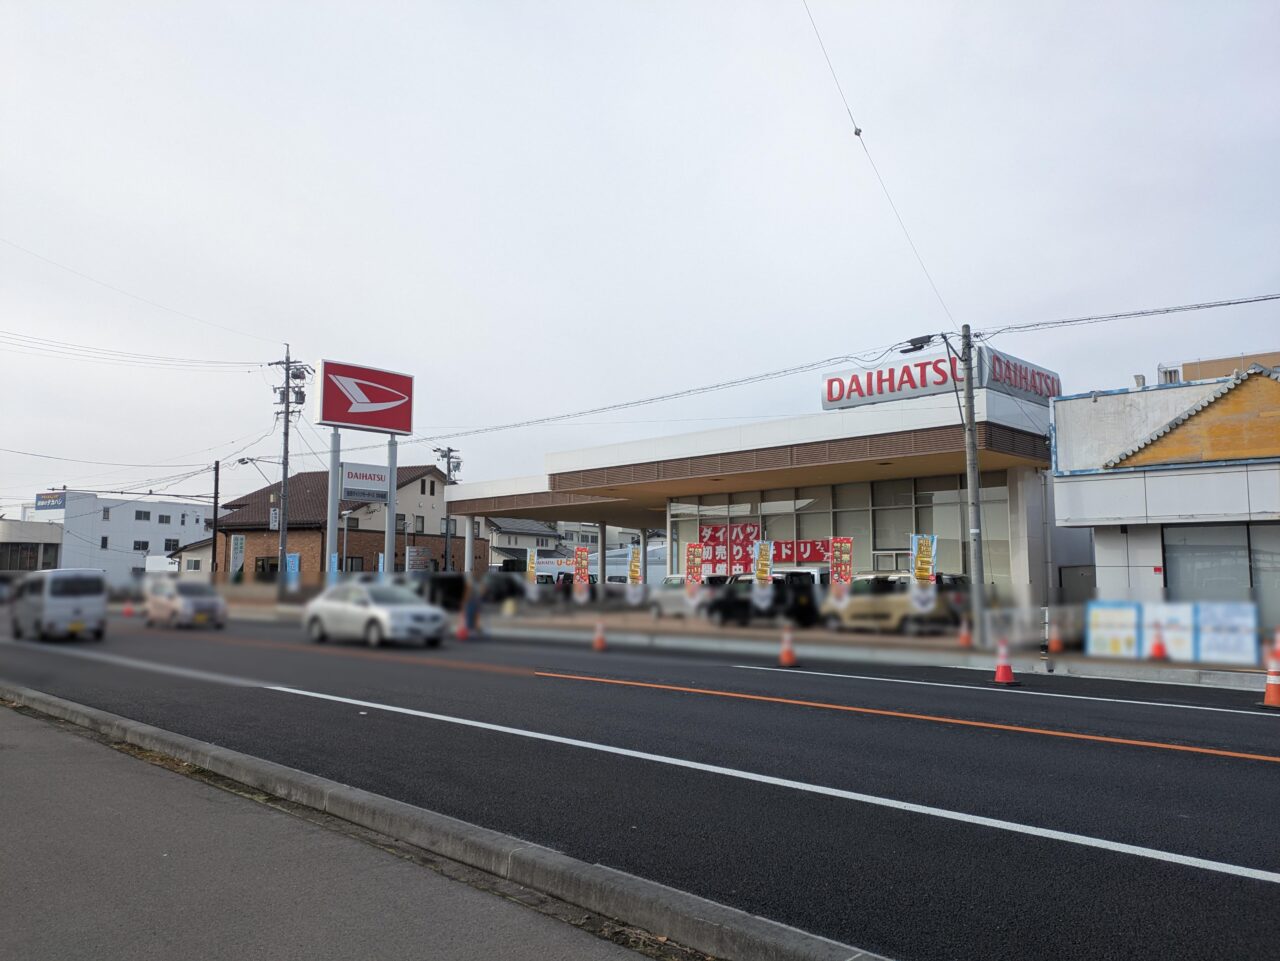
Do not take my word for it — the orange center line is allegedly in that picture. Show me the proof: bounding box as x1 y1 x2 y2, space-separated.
534 671 1280 764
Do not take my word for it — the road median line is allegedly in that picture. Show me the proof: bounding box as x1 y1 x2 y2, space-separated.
534 671 1280 764
0 679 887 961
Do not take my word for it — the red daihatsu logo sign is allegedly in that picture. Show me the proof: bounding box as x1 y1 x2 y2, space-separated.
317 360 414 435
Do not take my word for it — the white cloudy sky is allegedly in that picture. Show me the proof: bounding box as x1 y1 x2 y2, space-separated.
2 1 1277 507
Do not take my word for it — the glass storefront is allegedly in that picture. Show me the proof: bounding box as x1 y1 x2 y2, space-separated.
669 472 1011 592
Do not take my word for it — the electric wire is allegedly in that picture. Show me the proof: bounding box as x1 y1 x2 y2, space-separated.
975 293 1280 341
0 329 263 367
0 237 282 345
799 0 959 331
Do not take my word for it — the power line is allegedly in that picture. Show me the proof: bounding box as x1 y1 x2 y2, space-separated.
264 342 910 460
975 293 1280 340
0 448 208 468
0 236 282 345
799 0 958 331
0 335 266 372
0 329 263 367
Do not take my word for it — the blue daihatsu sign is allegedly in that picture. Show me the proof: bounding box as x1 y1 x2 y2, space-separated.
34 492 65 510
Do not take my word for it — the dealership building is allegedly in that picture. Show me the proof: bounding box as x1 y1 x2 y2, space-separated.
447 349 1091 607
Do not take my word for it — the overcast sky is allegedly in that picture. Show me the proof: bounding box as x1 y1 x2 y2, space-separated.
2 1 1277 508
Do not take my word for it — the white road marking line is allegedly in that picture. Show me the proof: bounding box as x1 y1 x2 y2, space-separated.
0 638 267 687
734 665 1278 718
267 684 1280 885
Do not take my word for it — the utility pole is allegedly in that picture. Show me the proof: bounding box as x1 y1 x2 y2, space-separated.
211 460 220 580
961 323 987 650
434 446 459 571
269 345 313 600
276 344 292 598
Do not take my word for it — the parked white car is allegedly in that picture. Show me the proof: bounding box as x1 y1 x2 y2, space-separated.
650 575 701 619
144 580 227 629
10 568 107 641
304 583 447 647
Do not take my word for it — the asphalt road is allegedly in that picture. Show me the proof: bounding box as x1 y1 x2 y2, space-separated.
2 614 1278 961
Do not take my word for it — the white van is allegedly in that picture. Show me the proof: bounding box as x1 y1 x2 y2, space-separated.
10 568 108 641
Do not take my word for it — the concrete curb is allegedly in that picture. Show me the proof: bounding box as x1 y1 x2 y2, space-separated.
482 625 1267 693
0 681 887 961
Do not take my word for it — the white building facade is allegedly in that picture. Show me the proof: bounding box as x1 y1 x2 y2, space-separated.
51 492 211 588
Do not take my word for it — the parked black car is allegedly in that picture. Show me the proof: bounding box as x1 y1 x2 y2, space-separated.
705 574 786 626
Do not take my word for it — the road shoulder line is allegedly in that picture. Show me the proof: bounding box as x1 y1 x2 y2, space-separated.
0 679 886 961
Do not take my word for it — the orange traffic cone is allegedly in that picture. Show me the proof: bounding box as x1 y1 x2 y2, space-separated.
1047 622 1064 655
1269 627 1280 663
592 620 607 652
1261 660 1280 710
122 601 134 618
778 623 798 668
455 618 469 641
957 616 972 649
1148 622 1169 661
991 636 1020 686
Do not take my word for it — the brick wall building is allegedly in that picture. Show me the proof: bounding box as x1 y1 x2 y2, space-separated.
212 528 483 582
215 465 486 582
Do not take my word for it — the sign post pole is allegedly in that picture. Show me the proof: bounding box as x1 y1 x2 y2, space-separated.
326 427 340 584
384 435 397 580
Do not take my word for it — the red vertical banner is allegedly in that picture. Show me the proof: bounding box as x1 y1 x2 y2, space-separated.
573 546 590 603
830 536 854 602
685 543 704 599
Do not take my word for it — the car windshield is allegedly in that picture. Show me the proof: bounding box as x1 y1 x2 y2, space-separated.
176 583 217 597
49 576 104 597
367 586 421 605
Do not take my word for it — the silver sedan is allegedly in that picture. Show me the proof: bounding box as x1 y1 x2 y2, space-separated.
304 583 447 647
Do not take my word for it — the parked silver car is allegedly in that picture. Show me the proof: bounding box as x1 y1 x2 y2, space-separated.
144 580 227 629
304 583 447 647
10 569 107 641
649 574 728 618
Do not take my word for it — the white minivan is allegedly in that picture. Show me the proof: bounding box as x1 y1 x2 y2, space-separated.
10 568 108 641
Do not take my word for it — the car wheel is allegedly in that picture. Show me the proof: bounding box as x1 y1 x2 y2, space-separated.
364 620 384 648
307 618 327 644
91 627 105 642
425 634 442 649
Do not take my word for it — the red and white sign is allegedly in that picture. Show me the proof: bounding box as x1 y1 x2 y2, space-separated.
822 348 1060 411
318 360 414 435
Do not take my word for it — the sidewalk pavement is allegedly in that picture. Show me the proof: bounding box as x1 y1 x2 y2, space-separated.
0 706 645 961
